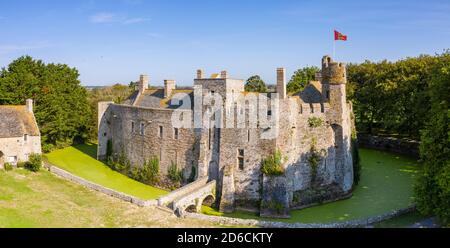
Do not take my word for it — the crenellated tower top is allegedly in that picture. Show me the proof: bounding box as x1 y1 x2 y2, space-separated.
321 55 346 85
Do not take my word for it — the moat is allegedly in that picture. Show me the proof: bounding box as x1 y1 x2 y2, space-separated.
201 148 420 224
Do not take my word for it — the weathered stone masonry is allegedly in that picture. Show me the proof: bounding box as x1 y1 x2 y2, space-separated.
98 55 355 217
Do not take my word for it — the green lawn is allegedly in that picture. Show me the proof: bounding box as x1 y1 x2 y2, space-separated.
202 148 421 224
45 144 167 200
0 169 219 227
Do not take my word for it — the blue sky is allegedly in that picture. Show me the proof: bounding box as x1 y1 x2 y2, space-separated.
1 0 449 86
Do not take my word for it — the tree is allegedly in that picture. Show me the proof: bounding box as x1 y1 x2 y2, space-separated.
414 53 450 226
0 56 91 151
286 66 319 94
245 75 267 92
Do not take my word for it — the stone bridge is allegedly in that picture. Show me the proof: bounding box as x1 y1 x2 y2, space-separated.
158 177 216 216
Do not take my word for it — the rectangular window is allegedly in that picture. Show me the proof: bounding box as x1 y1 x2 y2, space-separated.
174 128 179 140
326 90 330 99
267 110 272 116
208 129 211 150
140 123 145 135
159 126 163 138
238 149 244 170
247 130 250 142
24 134 28 142
131 121 135 133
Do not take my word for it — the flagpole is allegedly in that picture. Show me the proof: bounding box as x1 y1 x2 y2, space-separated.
333 39 336 59
333 28 336 59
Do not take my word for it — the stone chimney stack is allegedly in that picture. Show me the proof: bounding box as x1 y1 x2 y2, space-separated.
276 68 286 99
164 79 176 98
26 99 33 113
139 74 149 93
197 69 203 79
221 70 228 79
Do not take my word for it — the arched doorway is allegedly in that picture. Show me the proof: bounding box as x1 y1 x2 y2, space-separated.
201 195 216 208
185 204 197 213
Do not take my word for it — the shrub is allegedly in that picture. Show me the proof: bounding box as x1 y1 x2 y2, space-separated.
4 162 13 171
42 143 55 153
25 153 42 172
261 150 285 176
143 156 160 184
17 161 26 168
308 117 323 128
308 138 326 181
168 161 183 183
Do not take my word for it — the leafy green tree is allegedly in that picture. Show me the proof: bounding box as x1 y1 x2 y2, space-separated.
287 66 319 94
245 75 267 92
0 56 91 150
414 54 450 226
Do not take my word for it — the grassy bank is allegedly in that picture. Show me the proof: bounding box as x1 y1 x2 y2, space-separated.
45 144 167 200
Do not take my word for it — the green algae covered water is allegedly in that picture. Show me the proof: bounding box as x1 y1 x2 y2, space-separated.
202 148 420 224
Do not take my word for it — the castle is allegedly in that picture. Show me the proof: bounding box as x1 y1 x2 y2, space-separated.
98 55 354 217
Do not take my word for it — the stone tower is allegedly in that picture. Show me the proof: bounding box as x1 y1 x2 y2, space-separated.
321 55 353 192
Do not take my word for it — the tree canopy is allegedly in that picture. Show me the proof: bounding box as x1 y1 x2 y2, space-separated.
245 75 267 93
286 66 319 94
0 56 91 151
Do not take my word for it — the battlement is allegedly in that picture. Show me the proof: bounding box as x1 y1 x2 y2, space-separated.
298 102 330 115
321 55 346 85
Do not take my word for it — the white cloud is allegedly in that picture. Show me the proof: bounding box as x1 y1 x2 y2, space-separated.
90 12 115 23
90 12 149 25
123 17 149 25
0 42 52 55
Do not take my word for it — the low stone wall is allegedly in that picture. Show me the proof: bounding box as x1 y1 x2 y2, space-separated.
357 134 420 158
45 163 157 207
158 177 209 207
185 206 416 228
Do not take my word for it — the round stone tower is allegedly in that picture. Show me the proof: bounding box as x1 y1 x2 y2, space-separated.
321 55 346 85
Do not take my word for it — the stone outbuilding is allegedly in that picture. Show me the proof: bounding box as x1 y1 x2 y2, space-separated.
0 99 41 168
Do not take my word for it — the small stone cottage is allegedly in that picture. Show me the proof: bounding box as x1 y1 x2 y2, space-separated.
0 99 41 169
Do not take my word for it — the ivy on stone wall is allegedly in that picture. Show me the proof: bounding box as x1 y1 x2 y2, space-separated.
261 150 285 176
308 117 323 128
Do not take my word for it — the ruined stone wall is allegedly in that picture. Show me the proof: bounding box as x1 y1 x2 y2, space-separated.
103 104 198 179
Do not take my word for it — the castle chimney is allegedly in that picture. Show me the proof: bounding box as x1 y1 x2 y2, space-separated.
221 70 228 79
197 69 203 79
315 72 322 81
139 74 149 93
164 79 176 98
276 68 286 99
26 99 33 113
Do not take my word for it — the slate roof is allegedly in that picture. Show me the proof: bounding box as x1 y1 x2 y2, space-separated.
0 105 40 138
133 88 194 110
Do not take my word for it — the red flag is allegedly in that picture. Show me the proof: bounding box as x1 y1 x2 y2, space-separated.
334 30 347 41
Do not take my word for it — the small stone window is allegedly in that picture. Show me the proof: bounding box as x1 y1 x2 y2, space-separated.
238 149 245 170
24 134 28 142
159 126 163 138
140 123 145 135
267 110 272 116
247 130 251 142
326 90 330 99
174 128 179 140
131 121 135 133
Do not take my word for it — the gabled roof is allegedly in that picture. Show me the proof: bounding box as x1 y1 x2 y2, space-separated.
0 105 40 138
